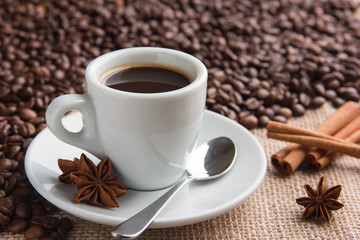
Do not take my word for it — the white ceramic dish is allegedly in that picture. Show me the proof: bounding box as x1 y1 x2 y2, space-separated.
25 110 266 228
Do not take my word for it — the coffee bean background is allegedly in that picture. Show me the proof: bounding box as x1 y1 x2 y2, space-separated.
1 0 360 238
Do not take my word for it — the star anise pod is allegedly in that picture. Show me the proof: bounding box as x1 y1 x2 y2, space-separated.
69 154 128 208
58 157 80 183
296 176 344 221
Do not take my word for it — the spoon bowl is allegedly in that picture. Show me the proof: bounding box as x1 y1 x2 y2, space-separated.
110 136 236 238
187 137 236 180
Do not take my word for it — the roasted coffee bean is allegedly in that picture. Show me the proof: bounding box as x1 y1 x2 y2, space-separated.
277 108 292 119
19 108 37 121
239 114 258 129
314 82 326 95
35 123 47 135
273 115 288 123
30 216 73 239
256 88 270 99
24 225 48 239
15 202 32 219
29 116 45 126
41 216 60 231
8 145 21 159
244 97 261 110
22 138 33 152
0 196 15 216
261 107 275 119
0 170 12 179
0 158 13 171
258 115 270 128
291 103 306 117
7 218 29 233
332 97 346 107
4 175 17 193
325 89 337 99
19 122 36 137
311 96 326 108
1 104 17 116
207 88 217 99
16 87 34 101
0 212 11 226
327 79 341 90
299 93 311 107
7 135 24 146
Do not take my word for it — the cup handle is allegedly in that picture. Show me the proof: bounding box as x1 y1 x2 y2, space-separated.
45 94 104 158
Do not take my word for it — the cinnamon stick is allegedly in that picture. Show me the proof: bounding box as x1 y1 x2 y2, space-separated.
267 121 345 142
312 101 360 133
270 143 298 173
267 131 360 158
306 114 360 165
311 129 360 170
270 101 360 174
269 120 339 174
279 145 308 174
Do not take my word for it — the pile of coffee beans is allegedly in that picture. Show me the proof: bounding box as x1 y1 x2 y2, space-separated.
1 0 360 238
0 171 73 238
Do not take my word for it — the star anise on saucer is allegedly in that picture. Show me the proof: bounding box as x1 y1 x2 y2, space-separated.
58 157 80 183
296 176 344 221
69 154 128 208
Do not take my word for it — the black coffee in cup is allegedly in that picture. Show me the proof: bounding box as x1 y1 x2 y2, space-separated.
101 64 192 93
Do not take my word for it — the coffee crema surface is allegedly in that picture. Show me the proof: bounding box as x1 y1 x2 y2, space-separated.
101 65 191 93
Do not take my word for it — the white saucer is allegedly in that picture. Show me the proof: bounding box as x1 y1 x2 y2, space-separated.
25 110 266 228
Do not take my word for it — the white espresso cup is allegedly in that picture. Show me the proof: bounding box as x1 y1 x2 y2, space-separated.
45 47 207 190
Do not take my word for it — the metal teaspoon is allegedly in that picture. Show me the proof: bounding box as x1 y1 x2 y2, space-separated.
110 136 237 238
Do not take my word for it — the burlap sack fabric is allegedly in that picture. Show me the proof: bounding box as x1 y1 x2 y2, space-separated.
4 102 358 239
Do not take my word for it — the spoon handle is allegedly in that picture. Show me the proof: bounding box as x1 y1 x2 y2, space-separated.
110 176 193 238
